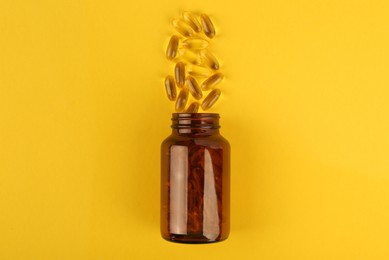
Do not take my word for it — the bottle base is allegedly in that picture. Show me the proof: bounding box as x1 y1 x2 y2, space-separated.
162 233 228 244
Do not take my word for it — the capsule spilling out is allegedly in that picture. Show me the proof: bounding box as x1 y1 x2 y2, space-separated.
172 19 194 38
175 88 189 112
200 14 216 39
183 38 209 50
201 49 219 70
166 35 179 60
165 12 223 113
201 72 224 91
179 49 202 65
175 62 186 88
201 89 221 111
187 65 212 78
185 102 200 113
186 76 203 100
165 75 177 101
182 12 202 33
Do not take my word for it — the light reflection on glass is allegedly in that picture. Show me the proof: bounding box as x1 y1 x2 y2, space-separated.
169 145 188 234
203 148 220 239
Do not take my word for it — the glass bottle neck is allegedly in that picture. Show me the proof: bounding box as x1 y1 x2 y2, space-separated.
171 113 220 136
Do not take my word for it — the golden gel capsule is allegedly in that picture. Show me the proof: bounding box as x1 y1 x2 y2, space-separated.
182 12 202 33
201 49 220 70
175 62 186 88
201 72 224 91
172 19 193 37
187 65 212 78
175 88 189 112
186 76 203 100
201 89 221 111
183 38 209 50
185 102 200 113
179 49 202 65
164 75 177 101
166 35 179 60
200 14 216 39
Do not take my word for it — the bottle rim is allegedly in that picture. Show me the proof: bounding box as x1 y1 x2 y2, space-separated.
172 113 220 118
171 113 220 129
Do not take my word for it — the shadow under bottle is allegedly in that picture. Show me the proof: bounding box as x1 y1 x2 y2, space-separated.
161 113 230 243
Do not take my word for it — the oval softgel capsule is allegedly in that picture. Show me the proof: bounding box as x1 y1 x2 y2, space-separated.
201 89 221 111
185 102 200 113
175 88 189 112
183 12 202 33
200 14 216 39
186 76 203 100
166 35 179 60
165 75 177 101
201 72 224 91
175 62 186 88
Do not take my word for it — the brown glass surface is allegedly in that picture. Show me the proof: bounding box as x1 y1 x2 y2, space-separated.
161 113 230 243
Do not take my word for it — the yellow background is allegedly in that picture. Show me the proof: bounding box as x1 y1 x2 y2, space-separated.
1 0 389 259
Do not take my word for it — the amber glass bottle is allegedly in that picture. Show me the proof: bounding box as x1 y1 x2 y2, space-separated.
161 113 230 243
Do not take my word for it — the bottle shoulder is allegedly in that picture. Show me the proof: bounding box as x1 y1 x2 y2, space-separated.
161 133 230 149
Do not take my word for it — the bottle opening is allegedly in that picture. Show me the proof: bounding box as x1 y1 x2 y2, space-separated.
171 113 220 129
